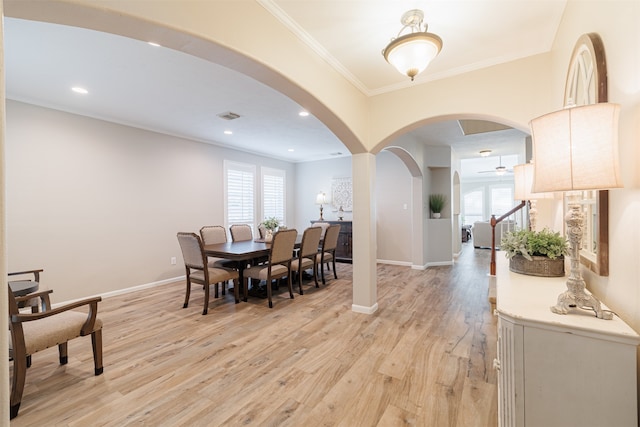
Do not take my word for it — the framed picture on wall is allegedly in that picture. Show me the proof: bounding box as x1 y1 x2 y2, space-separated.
331 177 352 211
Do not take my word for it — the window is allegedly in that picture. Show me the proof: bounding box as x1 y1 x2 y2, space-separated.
225 161 255 231
490 186 513 216
463 190 483 225
261 167 285 225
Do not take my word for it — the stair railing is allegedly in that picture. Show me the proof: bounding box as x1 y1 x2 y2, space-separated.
489 200 526 275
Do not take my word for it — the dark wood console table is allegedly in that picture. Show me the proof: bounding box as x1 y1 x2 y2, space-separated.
311 220 352 263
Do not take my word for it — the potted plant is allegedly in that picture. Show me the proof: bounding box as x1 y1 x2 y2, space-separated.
501 228 568 277
260 217 280 242
429 193 447 218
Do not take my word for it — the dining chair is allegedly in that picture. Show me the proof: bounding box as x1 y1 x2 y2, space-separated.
317 224 341 285
229 224 253 242
291 226 322 294
243 228 298 308
311 221 331 239
200 225 236 294
177 232 240 314
8 269 45 313
8 287 103 419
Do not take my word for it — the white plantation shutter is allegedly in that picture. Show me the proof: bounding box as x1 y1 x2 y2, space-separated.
225 161 255 230
262 168 285 224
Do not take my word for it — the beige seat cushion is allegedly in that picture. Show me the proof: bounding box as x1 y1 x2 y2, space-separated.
291 258 314 271
20 311 103 355
245 264 289 281
191 267 238 284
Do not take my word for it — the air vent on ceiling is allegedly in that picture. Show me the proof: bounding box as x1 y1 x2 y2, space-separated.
330 152 343 156
217 111 241 120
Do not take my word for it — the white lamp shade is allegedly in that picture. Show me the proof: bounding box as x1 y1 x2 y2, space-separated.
315 192 327 205
384 33 442 79
530 103 622 193
513 163 556 201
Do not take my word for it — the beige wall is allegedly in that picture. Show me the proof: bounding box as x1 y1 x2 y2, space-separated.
6 100 296 302
549 1 640 329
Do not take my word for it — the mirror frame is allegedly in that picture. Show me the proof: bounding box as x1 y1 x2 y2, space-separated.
564 33 609 276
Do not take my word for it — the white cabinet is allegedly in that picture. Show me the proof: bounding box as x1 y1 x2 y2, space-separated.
495 258 640 427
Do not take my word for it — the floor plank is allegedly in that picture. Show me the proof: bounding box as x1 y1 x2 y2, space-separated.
9 243 497 426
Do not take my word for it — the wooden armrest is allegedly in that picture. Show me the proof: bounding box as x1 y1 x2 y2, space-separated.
12 296 102 336
8 269 44 282
15 289 53 311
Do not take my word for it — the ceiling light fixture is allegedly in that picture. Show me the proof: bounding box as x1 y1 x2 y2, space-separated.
71 87 88 94
299 111 309 117
479 150 492 157
223 130 233 135
382 9 442 81
147 41 161 47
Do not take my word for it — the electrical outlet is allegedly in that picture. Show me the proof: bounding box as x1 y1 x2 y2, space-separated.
171 257 177 265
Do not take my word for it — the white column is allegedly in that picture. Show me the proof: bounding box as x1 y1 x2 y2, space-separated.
351 153 377 313
1 3 10 423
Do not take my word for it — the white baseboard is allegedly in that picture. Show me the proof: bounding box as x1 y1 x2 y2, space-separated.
425 260 454 267
52 275 184 308
352 302 379 314
411 264 427 270
376 259 412 267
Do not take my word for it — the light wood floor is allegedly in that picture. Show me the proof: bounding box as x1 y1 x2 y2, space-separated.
10 244 497 426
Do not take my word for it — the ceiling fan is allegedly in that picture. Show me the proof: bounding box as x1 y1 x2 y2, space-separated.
478 156 513 175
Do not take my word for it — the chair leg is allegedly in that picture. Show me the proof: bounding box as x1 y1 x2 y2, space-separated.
58 342 68 365
26 355 31 368
214 281 219 299
203 282 210 315
92 329 104 376
183 281 191 309
267 278 273 308
287 274 294 300
10 344 27 419
297 268 304 295
321 260 326 285
332 257 338 279
313 261 319 288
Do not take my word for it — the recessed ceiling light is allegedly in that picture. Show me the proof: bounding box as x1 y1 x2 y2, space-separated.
224 130 233 135
479 150 492 157
299 111 309 117
71 87 88 94
148 41 161 47
288 148 294 152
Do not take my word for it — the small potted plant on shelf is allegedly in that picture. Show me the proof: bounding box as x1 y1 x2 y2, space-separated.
429 193 447 219
261 217 280 242
501 228 568 277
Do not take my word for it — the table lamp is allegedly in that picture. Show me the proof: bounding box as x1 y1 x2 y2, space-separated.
530 102 621 319
513 161 556 231
316 192 327 220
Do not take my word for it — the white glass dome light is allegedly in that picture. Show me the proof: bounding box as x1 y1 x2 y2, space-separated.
382 9 442 81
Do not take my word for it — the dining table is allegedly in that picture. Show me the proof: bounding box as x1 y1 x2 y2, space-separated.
203 236 302 303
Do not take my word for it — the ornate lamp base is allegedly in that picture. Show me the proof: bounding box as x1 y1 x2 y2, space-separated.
552 202 613 320
551 276 613 320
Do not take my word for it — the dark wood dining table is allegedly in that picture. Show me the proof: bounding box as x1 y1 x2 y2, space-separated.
203 237 302 303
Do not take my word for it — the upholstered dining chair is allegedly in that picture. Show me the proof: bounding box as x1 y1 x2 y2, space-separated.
200 225 232 267
8 287 103 419
176 232 240 314
243 228 297 308
8 269 45 313
229 224 253 242
291 226 322 294
311 222 331 239
317 224 341 285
